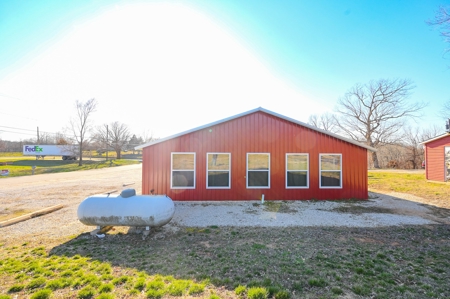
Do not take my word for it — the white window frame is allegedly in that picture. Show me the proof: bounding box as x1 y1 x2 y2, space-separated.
171 152 196 189
319 153 342 189
206 153 231 189
246 153 270 189
286 153 309 189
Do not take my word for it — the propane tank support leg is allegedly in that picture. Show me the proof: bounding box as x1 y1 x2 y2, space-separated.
90 226 101 236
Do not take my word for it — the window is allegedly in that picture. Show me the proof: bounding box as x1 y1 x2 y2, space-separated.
171 153 195 188
286 153 309 188
247 153 270 188
207 153 231 188
320 154 342 188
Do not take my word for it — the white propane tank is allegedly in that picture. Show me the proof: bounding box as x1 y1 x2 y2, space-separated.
77 189 175 227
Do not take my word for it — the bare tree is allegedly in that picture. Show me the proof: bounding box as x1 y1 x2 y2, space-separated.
402 127 425 169
308 113 339 133
439 101 450 120
70 98 97 166
335 78 426 168
0 138 6 152
95 121 131 159
55 132 70 145
141 129 157 143
429 6 450 119
128 134 144 154
422 123 445 141
429 6 450 54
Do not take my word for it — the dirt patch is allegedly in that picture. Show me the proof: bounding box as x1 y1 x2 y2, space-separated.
422 204 450 219
261 201 298 214
330 205 393 214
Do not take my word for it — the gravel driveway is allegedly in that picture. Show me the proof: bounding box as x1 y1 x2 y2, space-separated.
1 164 448 246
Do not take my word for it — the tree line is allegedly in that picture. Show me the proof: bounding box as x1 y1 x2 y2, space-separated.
308 78 449 169
0 98 155 166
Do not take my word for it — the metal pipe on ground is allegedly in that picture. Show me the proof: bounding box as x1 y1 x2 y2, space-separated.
0 204 64 228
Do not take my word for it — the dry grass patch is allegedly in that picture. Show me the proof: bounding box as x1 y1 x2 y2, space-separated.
368 171 450 209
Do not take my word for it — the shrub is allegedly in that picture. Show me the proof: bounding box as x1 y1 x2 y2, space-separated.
97 294 115 299
247 287 268 299
30 289 52 299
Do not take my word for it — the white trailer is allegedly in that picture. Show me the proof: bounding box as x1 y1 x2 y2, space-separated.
23 145 79 160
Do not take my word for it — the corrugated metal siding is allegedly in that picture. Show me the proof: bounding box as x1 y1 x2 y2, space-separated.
425 135 450 182
142 111 369 200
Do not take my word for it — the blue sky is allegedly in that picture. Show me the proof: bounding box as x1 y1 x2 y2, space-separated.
0 0 449 141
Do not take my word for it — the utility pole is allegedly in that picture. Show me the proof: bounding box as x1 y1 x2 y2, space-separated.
37 126 40 144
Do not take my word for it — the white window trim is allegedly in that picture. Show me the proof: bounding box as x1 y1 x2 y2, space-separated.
171 152 196 189
246 153 270 189
206 152 231 189
286 153 309 189
319 153 342 189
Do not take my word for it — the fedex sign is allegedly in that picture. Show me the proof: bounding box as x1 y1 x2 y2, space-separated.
24 146 43 153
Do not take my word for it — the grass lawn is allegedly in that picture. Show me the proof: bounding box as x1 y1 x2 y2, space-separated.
368 170 450 204
0 157 140 178
1 225 449 299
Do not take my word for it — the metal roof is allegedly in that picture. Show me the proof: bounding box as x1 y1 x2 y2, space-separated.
420 132 450 145
135 107 376 152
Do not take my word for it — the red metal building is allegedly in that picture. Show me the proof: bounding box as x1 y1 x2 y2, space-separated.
421 133 450 182
136 108 375 200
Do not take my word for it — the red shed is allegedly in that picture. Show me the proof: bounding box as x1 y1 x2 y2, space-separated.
136 108 375 200
421 133 450 182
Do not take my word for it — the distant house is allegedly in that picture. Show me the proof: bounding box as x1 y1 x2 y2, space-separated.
135 107 376 200
421 133 450 182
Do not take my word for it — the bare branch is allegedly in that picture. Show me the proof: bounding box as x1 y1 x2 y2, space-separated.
70 98 97 166
307 112 339 134
94 121 131 159
428 6 450 57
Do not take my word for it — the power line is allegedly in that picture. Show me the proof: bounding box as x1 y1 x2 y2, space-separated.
0 112 39 121
0 125 35 132
0 125 61 136
0 130 36 136
0 92 24 101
